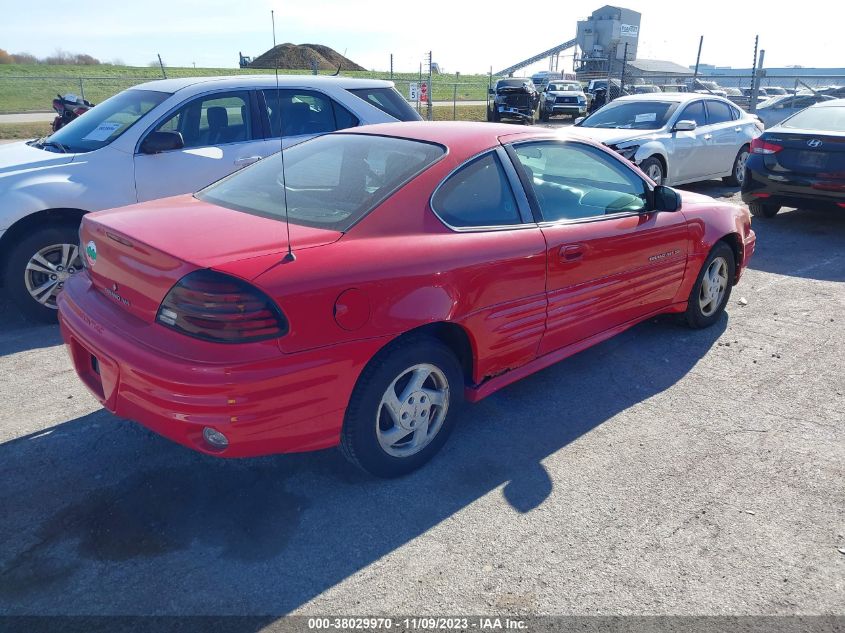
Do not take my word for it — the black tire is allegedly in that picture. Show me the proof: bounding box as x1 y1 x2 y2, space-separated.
2 222 83 323
639 156 665 185
684 241 736 329
723 145 750 186
486 107 494 122
539 108 549 122
748 200 780 218
340 335 464 478
490 108 500 123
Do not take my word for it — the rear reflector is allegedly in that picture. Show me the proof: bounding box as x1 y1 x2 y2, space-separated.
838 203 845 208
752 193 772 198
156 270 288 343
751 138 783 155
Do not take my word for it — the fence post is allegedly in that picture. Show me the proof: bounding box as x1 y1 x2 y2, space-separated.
750 48 765 114
453 72 458 120
427 51 433 122
78 77 85 101
619 42 628 94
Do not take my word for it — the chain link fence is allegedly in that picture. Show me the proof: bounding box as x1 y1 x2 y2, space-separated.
0 72 493 119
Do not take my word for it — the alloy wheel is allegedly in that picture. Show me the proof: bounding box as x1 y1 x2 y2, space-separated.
646 163 663 185
24 243 81 309
375 363 450 458
698 256 729 317
735 150 749 185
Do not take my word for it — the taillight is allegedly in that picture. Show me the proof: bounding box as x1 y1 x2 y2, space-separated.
750 137 783 154
156 270 288 343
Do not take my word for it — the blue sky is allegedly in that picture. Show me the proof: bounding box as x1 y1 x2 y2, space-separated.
1 0 840 73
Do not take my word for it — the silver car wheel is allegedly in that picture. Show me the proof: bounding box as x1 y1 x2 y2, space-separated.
698 256 728 317
646 163 663 184
735 149 749 184
24 243 81 310
376 363 450 458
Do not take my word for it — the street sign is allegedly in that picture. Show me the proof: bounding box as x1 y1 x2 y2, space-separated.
420 81 429 103
409 82 419 101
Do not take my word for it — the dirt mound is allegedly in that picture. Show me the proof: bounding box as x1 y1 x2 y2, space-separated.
249 43 365 72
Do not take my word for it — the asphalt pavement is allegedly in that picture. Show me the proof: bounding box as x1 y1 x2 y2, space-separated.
0 185 843 624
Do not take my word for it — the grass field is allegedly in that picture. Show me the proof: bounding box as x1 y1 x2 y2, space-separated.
0 64 493 114
0 121 51 140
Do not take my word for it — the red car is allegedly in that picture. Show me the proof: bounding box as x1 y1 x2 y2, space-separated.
59 122 756 477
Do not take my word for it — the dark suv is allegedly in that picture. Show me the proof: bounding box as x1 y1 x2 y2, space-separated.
487 79 540 123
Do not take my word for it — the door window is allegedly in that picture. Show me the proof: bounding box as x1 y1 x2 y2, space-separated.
431 152 521 228
706 100 734 124
262 89 359 137
513 142 648 221
151 91 253 149
678 100 707 126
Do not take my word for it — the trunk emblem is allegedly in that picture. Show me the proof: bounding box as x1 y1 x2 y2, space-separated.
807 139 823 148
85 241 97 266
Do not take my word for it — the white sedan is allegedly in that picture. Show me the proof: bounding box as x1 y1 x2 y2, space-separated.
572 93 763 186
0 75 420 321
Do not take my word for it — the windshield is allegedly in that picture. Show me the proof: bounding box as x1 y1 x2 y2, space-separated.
549 83 580 92
497 80 533 90
781 105 845 132
580 100 678 130
197 134 444 231
42 89 169 153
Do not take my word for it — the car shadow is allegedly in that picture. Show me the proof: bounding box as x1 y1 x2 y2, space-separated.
0 297 62 357
0 314 726 622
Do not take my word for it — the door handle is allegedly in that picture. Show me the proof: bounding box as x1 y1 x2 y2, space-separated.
234 155 262 166
734 127 742 132
559 244 585 262
703 134 713 141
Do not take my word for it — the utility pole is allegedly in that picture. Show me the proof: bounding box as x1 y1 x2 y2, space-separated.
748 35 759 107
619 42 628 95
692 36 703 86
271 10 277 48
390 54 393 80
157 53 166 79
750 47 765 113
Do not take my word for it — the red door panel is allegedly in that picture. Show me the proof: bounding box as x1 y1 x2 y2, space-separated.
538 211 689 355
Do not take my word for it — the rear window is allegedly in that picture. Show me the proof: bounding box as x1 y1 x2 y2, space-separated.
197 134 443 231
347 87 422 122
781 105 845 132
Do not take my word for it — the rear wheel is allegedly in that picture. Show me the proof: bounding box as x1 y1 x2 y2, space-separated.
340 336 464 478
685 242 735 329
748 200 780 218
639 156 665 185
3 223 83 323
723 146 750 186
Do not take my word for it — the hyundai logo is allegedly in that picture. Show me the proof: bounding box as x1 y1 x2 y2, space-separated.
807 139 823 148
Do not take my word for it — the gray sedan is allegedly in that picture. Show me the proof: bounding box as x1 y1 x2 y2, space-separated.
756 93 837 128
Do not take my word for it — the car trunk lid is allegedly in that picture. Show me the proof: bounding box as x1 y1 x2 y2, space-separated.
764 130 845 179
79 195 342 323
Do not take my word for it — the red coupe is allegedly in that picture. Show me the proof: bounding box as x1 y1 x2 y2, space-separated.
59 122 756 477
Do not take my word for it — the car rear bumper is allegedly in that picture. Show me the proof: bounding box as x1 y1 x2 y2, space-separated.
742 163 845 210
58 274 388 458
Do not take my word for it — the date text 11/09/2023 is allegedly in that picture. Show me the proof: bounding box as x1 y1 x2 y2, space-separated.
307 617 529 630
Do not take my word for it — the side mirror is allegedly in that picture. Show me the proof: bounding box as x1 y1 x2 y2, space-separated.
140 131 184 154
673 119 697 132
573 116 585 126
488 88 495 96
654 185 681 212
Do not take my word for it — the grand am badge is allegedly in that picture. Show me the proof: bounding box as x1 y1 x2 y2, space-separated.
85 240 97 266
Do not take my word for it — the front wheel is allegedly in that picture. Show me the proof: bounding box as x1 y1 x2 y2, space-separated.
639 156 665 185
2 223 83 323
723 146 749 186
340 336 463 478
685 241 736 329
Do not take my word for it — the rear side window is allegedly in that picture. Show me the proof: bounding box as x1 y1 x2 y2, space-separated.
782 105 845 132
431 153 521 228
347 87 422 122
262 89 359 137
706 100 734 124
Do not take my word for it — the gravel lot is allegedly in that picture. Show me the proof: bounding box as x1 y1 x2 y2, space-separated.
0 183 843 624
